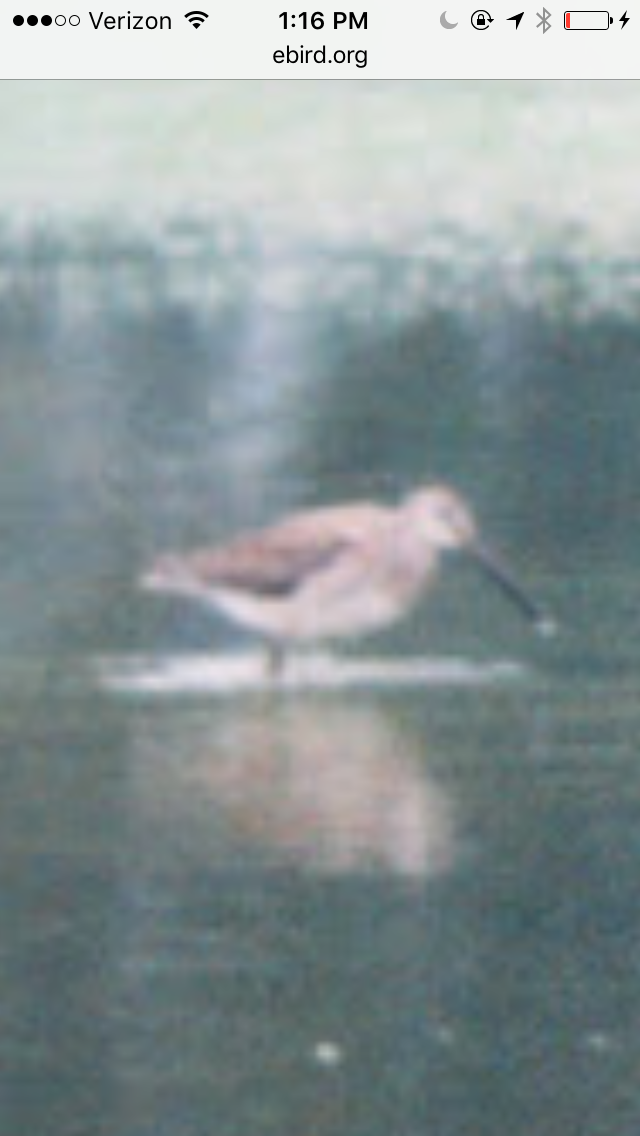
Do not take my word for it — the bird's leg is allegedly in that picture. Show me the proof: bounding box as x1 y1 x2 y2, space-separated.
265 641 287 683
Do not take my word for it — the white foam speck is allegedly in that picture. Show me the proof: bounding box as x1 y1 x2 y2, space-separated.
313 1041 344 1067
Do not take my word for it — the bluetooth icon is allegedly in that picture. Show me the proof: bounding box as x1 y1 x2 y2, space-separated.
537 6 551 30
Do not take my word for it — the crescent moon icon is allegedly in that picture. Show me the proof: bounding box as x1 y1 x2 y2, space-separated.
440 10 458 26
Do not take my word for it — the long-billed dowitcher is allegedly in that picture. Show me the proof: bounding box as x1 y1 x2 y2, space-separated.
141 484 553 675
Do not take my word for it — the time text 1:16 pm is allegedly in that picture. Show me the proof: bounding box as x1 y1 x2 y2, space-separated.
279 11 368 29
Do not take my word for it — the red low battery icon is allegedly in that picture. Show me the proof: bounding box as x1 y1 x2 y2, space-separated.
564 10 613 27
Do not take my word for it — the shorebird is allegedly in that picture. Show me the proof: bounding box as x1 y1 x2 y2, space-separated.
141 484 553 676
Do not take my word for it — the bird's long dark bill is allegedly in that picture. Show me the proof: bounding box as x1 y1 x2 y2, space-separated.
469 544 554 635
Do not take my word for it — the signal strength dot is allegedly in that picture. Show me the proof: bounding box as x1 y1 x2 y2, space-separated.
185 9 208 27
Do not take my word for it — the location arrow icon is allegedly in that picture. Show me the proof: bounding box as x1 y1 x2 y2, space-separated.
508 10 524 25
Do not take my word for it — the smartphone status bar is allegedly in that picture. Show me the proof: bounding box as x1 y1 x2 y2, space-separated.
0 0 636 79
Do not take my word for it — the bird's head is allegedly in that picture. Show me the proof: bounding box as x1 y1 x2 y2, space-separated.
402 484 555 636
402 485 478 551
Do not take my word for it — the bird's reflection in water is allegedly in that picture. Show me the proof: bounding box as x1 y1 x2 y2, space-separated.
134 698 456 881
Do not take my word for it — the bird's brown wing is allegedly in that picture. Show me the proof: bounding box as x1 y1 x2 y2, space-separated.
185 503 389 598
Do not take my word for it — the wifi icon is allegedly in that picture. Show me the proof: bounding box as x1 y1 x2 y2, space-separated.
185 9 208 27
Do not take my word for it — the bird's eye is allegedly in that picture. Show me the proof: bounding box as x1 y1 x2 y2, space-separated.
437 506 457 527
